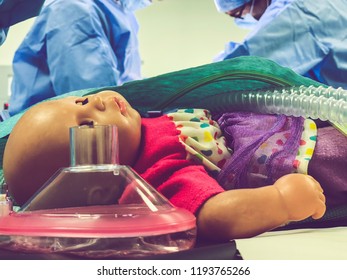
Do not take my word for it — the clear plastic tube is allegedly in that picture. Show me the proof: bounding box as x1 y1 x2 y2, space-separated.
293 85 347 101
208 86 347 123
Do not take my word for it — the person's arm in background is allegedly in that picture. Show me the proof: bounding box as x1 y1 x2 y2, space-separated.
45 0 141 95
222 0 347 89
214 0 294 62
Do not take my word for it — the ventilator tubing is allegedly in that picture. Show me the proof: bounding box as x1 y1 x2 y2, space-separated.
210 85 347 123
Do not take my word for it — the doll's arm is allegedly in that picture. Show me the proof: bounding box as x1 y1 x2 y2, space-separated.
197 174 326 241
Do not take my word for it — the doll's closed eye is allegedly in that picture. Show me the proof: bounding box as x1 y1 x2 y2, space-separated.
75 98 89 105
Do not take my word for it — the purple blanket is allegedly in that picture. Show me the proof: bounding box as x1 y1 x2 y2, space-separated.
217 112 347 208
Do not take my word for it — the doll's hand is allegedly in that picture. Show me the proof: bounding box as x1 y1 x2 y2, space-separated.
274 174 326 222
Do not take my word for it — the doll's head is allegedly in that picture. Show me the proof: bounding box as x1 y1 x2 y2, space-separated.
3 90 142 205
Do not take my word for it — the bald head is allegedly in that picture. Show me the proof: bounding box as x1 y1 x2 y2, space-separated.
3 100 75 205
3 90 141 205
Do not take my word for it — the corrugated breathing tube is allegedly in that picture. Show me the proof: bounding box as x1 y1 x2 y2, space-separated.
207 85 347 124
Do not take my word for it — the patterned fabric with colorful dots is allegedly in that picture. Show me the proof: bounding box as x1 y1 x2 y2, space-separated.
217 112 316 189
167 109 232 174
293 119 317 174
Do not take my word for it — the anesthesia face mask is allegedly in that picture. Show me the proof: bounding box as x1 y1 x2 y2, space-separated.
0 125 196 259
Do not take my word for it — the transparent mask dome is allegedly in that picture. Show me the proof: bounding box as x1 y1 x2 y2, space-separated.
0 125 196 258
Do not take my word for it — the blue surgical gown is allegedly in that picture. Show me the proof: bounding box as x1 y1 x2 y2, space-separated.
9 0 142 115
0 0 44 45
215 0 347 89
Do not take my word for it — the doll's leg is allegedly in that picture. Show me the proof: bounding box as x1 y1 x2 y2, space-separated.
308 126 347 208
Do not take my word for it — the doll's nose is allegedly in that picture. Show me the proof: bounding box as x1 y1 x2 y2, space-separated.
88 96 105 111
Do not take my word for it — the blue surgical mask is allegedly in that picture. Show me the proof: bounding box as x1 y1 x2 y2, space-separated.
234 13 258 29
234 0 258 30
119 0 152 13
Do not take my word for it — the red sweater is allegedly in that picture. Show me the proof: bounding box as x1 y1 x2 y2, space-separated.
133 115 224 214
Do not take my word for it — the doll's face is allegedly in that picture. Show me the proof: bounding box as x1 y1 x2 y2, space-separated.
31 90 142 164
54 90 141 133
3 90 141 205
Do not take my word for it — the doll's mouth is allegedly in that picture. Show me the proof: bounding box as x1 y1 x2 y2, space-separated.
114 98 127 114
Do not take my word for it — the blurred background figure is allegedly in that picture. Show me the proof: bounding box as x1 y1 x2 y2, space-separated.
0 0 44 45
8 0 152 116
213 0 347 89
